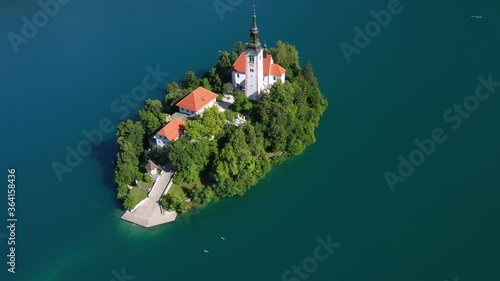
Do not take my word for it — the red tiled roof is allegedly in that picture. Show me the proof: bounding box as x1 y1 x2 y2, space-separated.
263 55 272 75
156 118 186 141
145 160 158 171
232 52 286 76
270 64 286 76
176 87 218 112
232 53 247 73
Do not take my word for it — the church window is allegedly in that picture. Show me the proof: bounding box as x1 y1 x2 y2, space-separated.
249 56 254 62
237 74 240 78
250 69 254 72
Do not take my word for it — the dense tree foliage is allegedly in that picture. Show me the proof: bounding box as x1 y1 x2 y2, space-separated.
114 120 145 200
222 82 235 96
231 41 245 62
161 193 190 214
184 106 226 139
182 71 199 90
187 183 216 204
231 91 253 115
269 40 302 81
215 51 232 83
168 137 217 184
117 120 144 157
139 99 164 136
254 78 326 156
211 126 270 197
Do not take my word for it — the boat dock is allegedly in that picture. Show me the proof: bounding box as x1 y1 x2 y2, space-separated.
121 170 177 227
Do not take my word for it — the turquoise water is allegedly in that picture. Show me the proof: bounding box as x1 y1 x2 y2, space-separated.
1 0 500 280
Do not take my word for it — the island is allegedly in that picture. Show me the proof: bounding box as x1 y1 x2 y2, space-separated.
116 7 328 227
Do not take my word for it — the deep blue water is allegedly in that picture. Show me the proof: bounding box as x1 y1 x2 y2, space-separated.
1 0 500 280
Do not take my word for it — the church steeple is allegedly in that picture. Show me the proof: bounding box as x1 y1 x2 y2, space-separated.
247 5 261 51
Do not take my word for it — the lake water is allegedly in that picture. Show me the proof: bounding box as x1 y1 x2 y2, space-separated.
1 0 500 280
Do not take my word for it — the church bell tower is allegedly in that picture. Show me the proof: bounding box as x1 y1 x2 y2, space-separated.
244 5 264 100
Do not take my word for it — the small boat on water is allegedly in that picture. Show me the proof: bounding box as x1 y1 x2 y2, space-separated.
203 249 209 253
471 15 483 19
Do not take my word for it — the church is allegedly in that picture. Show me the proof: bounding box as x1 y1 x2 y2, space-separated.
231 7 286 101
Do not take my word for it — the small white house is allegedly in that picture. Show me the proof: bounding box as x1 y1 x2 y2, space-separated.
176 87 218 117
150 118 186 151
145 160 158 175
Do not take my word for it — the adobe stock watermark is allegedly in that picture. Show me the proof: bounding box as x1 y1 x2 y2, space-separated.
7 0 71 54
339 0 404 64
110 267 135 281
213 0 243 21
385 74 500 192
51 65 169 183
281 235 341 281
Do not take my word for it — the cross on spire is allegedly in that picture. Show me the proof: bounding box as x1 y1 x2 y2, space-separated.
247 5 261 51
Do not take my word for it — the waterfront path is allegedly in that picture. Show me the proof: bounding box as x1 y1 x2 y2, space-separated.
121 171 177 227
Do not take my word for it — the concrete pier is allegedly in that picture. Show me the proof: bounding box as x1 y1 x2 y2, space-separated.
121 171 177 228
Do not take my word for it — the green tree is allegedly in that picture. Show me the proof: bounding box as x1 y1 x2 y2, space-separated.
164 82 191 111
139 99 164 136
212 128 260 197
147 145 169 167
185 106 225 140
182 71 199 90
114 140 142 199
302 60 318 87
233 41 244 55
200 106 226 137
269 41 301 80
231 91 253 114
222 82 235 96
187 183 215 204
185 120 206 140
199 78 213 91
117 120 145 156
168 138 216 184
142 173 153 184
231 41 245 62
215 51 232 83
205 67 222 93
161 193 190 214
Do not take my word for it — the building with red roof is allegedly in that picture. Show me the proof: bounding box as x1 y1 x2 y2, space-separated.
145 160 158 175
150 118 186 151
176 86 218 117
231 7 286 101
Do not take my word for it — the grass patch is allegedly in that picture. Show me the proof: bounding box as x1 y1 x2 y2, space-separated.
169 182 195 196
168 183 184 196
168 180 200 199
130 187 148 202
138 180 153 188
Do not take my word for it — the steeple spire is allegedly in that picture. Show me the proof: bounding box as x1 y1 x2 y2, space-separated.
252 5 257 29
247 5 261 51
